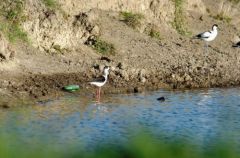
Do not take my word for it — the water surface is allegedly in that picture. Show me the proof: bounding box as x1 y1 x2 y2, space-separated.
1 88 240 149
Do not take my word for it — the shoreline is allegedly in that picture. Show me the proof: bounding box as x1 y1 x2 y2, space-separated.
0 70 240 109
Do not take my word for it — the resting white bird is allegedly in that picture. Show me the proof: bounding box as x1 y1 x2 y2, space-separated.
193 24 218 52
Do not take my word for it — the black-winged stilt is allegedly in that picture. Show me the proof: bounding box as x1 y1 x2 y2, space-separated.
90 66 110 102
193 24 218 52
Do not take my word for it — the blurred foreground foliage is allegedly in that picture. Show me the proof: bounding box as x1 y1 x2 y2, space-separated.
0 133 239 158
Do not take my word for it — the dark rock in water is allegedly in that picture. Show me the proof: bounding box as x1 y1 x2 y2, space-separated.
134 87 139 93
134 87 143 93
157 97 165 102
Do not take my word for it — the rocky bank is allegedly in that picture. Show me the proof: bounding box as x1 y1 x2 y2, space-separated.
0 0 240 102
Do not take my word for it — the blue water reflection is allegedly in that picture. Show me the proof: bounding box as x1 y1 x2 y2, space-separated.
1 88 240 149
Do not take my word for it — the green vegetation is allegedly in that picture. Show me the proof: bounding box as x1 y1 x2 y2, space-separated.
41 0 69 20
0 134 239 158
120 11 144 29
42 0 58 9
228 0 240 4
0 0 28 42
172 0 191 36
213 12 232 23
149 28 162 40
91 38 116 55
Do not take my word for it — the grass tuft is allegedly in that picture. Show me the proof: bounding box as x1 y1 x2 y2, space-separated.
172 0 191 36
91 38 116 55
213 12 232 23
120 11 144 29
149 28 162 40
228 0 240 4
42 0 57 9
0 0 29 42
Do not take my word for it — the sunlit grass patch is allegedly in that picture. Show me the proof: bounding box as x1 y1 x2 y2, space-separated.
120 11 144 29
228 0 240 4
149 28 162 40
42 0 57 9
0 0 29 42
172 0 191 36
212 12 232 23
90 37 116 55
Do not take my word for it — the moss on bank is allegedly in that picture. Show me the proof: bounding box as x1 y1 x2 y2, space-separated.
172 0 191 36
120 11 144 29
92 38 116 55
42 0 58 9
0 0 28 42
228 0 240 4
212 12 232 24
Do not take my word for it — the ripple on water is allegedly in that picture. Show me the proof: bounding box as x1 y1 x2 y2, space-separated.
1 88 240 149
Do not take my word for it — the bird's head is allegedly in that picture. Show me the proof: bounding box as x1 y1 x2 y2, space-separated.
103 66 110 76
212 24 218 31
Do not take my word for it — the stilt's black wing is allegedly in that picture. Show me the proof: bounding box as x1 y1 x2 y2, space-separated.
91 75 106 83
194 31 211 39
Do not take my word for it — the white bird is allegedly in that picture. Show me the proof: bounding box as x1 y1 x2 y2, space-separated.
193 24 218 52
90 66 110 102
233 41 240 48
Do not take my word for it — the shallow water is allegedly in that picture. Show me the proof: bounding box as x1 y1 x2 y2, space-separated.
1 88 240 149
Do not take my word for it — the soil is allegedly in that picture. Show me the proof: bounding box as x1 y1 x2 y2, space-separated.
0 3 240 105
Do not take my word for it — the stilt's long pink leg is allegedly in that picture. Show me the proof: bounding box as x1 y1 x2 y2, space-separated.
95 87 99 103
95 88 99 102
99 87 101 102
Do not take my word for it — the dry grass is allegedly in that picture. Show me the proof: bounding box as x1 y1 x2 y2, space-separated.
120 11 144 29
0 0 28 42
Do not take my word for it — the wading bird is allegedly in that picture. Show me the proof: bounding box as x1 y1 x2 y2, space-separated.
90 66 110 103
193 24 218 52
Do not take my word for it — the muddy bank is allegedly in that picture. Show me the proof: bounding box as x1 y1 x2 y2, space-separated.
4 60 240 101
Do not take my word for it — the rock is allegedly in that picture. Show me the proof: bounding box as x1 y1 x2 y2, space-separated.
139 69 146 77
134 87 142 93
100 56 111 62
0 33 13 61
0 103 10 109
140 77 147 83
117 62 126 70
157 97 165 102
119 70 129 81
99 65 105 72
91 25 100 35
184 74 192 81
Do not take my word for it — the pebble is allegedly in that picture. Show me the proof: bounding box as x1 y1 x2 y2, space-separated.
157 97 165 102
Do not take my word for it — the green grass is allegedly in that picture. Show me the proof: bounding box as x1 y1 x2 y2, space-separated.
91 38 116 55
149 28 162 40
42 0 58 9
172 0 191 36
213 12 232 23
120 11 144 29
228 0 240 4
0 0 28 42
